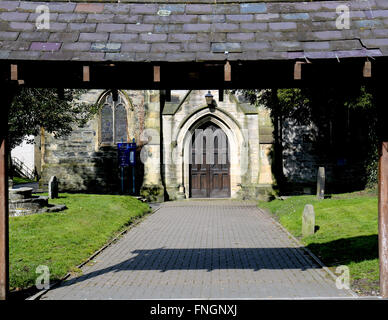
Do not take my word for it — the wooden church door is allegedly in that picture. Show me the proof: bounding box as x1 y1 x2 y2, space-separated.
190 123 230 198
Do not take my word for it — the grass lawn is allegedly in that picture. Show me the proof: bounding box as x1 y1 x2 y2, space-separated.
12 176 35 184
258 189 379 295
9 193 150 292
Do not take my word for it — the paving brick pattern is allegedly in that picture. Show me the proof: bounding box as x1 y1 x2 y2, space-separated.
0 1 387 61
40 200 354 299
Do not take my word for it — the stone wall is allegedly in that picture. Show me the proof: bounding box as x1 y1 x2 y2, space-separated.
38 89 275 200
39 89 147 193
281 115 371 194
162 90 273 200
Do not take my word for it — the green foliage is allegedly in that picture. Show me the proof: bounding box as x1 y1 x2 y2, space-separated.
9 88 99 149
13 177 35 184
233 88 312 125
9 193 150 290
259 191 379 295
345 87 378 187
236 86 379 188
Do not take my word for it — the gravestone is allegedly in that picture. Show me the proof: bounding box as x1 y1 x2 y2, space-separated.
316 166 325 200
302 204 315 237
49 176 58 199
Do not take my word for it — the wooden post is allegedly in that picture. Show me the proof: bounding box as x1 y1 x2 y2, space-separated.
224 61 231 82
83 66 90 82
379 141 388 298
153 66 160 82
376 85 388 298
363 60 372 78
0 88 15 300
294 61 304 80
0 127 8 301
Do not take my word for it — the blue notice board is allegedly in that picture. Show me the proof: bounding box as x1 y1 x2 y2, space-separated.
118 143 130 167
118 142 136 167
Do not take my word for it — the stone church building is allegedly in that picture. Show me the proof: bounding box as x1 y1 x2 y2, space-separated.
34 88 369 202
35 89 275 201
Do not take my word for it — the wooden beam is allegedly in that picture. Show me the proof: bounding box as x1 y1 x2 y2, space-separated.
153 66 160 83
224 61 231 82
294 61 304 80
10 64 17 81
83 66 90 82
363 61 372 78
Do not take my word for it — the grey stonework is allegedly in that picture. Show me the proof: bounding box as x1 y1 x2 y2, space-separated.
8 187 66 216
302 204 315 237
161 90 271 200
48 176 59 199
317 167 325 200
36 87 368 200
38 89 147 194
281 116 369 194
38 89 274 200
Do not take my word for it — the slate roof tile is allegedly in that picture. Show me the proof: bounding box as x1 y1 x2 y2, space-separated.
75 3 105 14
79 32 109 42
30 42 61 51
43 22 66 32
0 1 20 13
105 52 136 61
103 4 131 15
62 42 91 51
0 1 387 62
19 31 50 41
109 33 138 42
57 13 87 23
0 31 19 40
86 14 115 23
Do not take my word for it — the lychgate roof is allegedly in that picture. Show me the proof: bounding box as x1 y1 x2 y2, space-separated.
0 0 387 63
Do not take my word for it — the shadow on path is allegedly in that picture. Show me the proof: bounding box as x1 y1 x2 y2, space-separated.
58 246 320 288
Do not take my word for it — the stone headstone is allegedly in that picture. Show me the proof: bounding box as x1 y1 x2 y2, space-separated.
49 176 59 199
302 204 315 237
316 166 325 200
8 178 13 189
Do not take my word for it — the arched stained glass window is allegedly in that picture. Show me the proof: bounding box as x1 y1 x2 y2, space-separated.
101 104 113 144
100 91 129 145
115 103 127 143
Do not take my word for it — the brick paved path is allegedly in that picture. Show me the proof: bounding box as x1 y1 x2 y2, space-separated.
40 200 355 299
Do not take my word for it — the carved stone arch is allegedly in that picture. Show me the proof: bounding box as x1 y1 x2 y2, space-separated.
173 108 248 198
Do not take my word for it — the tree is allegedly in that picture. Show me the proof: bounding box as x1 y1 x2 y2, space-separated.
8 88 99 179
9 88 99 150
234 86 378 190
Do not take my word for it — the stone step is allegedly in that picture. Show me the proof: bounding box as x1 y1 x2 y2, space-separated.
9 187 33 200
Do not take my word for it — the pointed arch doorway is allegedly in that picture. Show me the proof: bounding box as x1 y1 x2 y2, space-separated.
189 122 231 198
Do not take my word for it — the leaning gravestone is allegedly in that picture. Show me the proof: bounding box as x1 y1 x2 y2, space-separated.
316 166 325 200
49 176 59 199
302 204 315 237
